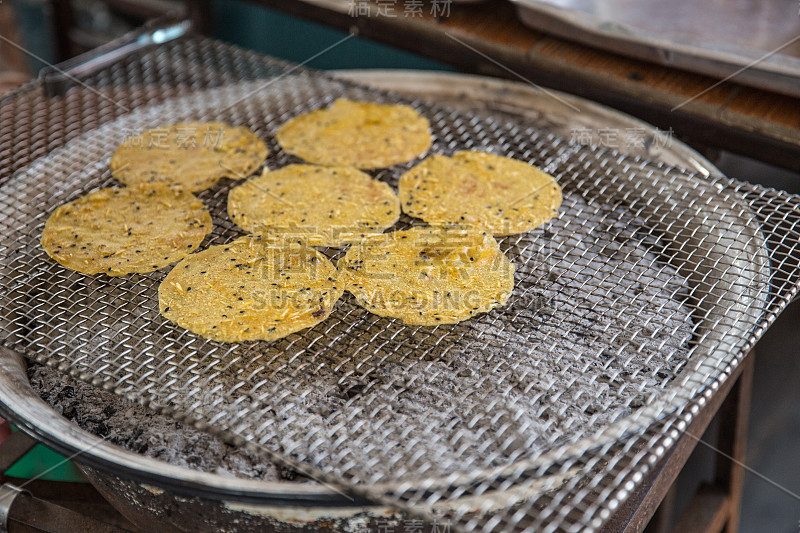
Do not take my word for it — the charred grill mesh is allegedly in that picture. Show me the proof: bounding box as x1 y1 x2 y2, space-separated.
0 34 798 532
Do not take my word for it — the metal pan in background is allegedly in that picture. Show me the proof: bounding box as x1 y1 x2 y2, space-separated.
511 0 800 99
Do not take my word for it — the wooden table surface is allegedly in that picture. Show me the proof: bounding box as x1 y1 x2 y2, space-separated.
245 0 800 173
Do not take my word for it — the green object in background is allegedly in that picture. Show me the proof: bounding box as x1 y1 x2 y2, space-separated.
14 0 56 72
4 428 86 482
210 0 453 71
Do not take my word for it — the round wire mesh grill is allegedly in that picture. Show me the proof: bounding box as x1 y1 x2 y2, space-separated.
0 35 798 533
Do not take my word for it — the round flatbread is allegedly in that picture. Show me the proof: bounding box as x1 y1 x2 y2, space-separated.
159 235 343 342
399 151 562 236
228 164 400 247
41 187 211 276
110 121 268 192
275 99 432 169
340 227 515 326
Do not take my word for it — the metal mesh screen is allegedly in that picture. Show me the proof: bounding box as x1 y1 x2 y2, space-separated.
0 34 798 532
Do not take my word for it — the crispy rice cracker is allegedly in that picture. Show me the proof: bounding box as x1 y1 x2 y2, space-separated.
399 151 562 235
41 187 211 276
339 226 514 325
111 121 268 192
159 235 342 342
228 164 400 247
275 99 431 169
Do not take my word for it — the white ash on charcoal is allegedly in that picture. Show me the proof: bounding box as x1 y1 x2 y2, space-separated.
27 364 302 482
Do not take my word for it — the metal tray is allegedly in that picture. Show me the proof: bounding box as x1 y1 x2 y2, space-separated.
511 0 800 98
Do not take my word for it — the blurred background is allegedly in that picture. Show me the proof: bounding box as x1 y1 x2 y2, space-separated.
0 1 798 531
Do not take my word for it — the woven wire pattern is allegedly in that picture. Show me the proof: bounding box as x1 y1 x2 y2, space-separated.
0 36 798 532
